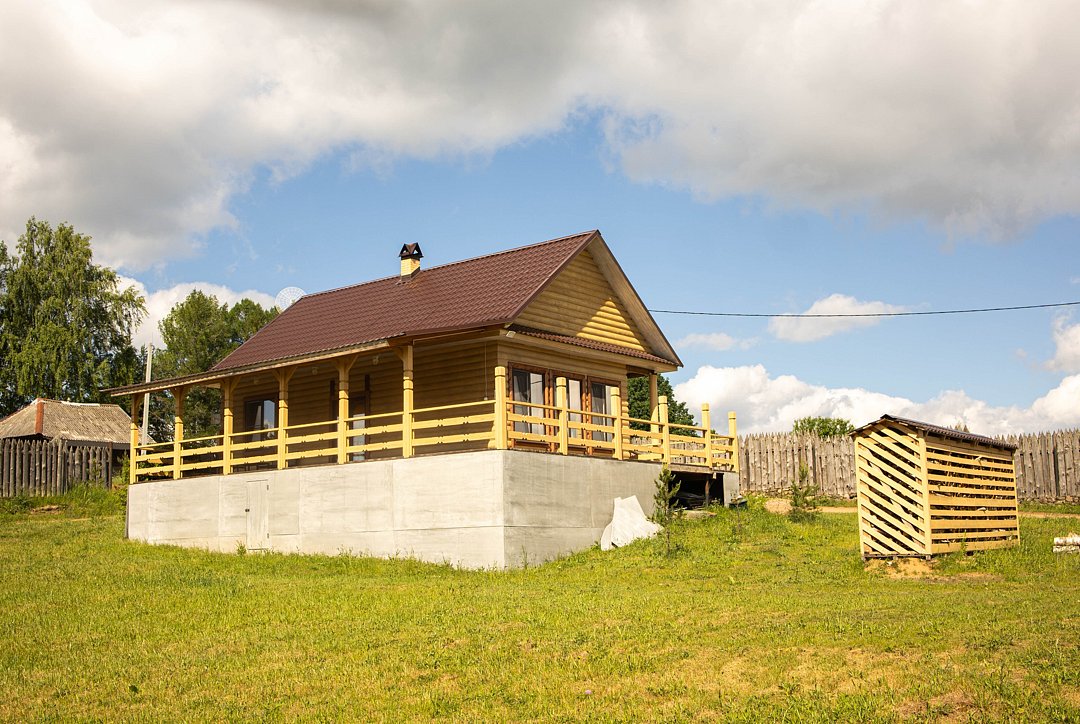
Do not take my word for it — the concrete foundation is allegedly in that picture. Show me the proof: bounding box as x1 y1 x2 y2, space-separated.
126 450 661 569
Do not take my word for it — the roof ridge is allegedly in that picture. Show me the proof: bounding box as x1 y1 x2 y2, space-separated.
299 230 599 302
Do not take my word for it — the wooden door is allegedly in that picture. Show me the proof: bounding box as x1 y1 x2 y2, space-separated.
245 478 269 551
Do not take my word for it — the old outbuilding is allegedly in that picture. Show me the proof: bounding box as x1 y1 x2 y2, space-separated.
0 398 132 495
853 415 1019 558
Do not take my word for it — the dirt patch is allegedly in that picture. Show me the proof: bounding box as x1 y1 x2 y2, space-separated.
29 505 64 515
864 558 1001 582
1022 511 1080 519
866 558 936 578
764 498 792 515
897 690 976 722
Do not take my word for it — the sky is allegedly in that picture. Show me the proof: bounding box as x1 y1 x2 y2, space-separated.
1 0 1078 434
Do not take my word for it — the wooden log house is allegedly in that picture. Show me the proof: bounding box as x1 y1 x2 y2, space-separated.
110 231 738 485
110 231 737 567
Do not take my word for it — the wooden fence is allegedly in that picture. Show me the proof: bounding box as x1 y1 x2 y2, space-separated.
0 439 116 498
739 429 1080 502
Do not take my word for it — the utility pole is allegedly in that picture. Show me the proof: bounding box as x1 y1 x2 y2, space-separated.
141 343 153 442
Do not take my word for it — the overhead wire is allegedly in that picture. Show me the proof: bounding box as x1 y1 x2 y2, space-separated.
647 300 1080 319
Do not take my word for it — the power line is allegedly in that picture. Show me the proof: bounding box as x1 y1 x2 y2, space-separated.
647 300 1080 319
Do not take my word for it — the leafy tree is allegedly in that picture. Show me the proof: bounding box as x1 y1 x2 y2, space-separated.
791 416 854 438
149 291 277 439
0 218 145 414
627 374 696 432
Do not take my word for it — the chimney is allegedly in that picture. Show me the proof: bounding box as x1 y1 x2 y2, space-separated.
399 243 423 278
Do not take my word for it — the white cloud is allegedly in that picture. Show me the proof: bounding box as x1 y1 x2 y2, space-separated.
676 332 755 352
119 277 276 349
768 294 907 342
1047 316 1080 372
675 364 1080 435
3 1 1080 268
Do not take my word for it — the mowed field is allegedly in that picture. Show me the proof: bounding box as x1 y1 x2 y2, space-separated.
1 493 1078 722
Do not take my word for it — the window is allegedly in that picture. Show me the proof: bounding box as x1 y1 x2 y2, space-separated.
590 381 617 442
512 368 546 436
567 378 583 438
245 399 277 441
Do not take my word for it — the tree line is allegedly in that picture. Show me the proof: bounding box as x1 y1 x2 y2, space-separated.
0 218 277 438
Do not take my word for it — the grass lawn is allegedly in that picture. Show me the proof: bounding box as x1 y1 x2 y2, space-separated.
1 494 1078 722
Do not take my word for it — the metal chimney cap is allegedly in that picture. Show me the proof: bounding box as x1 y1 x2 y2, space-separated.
399 243 423 260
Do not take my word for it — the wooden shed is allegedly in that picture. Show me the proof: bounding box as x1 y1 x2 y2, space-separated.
853 415 1019 558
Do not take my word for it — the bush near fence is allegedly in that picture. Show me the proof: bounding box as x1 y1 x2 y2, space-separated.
0 439 115 497
739 429 1080 502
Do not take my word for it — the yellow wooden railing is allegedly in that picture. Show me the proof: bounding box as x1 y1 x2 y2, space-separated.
132 396 737 482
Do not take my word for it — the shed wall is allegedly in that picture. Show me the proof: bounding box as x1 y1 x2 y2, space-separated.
855 420 1019 557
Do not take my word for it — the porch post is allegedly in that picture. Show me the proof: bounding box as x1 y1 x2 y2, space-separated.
555 376 569 455
658 394 670 465
171 386 187 480
493 365 508 450
222 379 236 475
701 403 712 469
275 368 295 470
401 344 414 458
728 411 739 473
611 385 624 460
337 356 357 464
649 373 659 434
129 394 141 484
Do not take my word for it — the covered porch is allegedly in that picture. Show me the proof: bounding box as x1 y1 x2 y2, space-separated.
117 338 738 484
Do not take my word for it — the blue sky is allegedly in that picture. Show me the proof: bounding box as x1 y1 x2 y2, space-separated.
2 1 1078 433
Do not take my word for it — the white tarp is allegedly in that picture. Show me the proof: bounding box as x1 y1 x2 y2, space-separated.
600 495 662 551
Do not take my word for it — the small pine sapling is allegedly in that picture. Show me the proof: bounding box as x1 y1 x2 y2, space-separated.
788 463 820 522
652 465 682 555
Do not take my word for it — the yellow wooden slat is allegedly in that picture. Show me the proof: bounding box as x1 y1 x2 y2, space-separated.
930 518 1019 532
412 413 496 431
859 509 925 555
928 493 1018 508
857 480 928 533
930 528 1020 542
858 436 923 482
856 457 925 508
414 432 495 447
927 480 1016 495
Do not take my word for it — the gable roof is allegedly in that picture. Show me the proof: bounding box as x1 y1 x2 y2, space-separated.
213 230 680 372
853 414 1017 452
0 399 131 445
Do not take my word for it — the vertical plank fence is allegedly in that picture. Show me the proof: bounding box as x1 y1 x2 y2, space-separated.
739 429 1080 502
0 439 114 497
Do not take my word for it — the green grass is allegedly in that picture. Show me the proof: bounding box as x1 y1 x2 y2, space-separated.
1 499 1077 721
1019 500 1080 516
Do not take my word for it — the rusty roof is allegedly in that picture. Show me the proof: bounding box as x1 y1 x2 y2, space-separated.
213 230 678 372
0 399 132 444
854 414 1018 452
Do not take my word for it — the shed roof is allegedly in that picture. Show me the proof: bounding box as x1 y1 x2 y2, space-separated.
0 399 132 445
212 230 679 372
854 414 1017 452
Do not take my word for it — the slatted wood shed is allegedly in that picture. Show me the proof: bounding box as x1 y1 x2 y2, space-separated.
853 415 1019 558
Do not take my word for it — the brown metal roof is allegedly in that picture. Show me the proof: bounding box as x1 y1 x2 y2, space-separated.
508 325 676 365
214 230 665 372
0 398 132 444
855 414 1018 452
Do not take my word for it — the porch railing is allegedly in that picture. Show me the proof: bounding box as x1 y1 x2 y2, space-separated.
132 396 737 482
